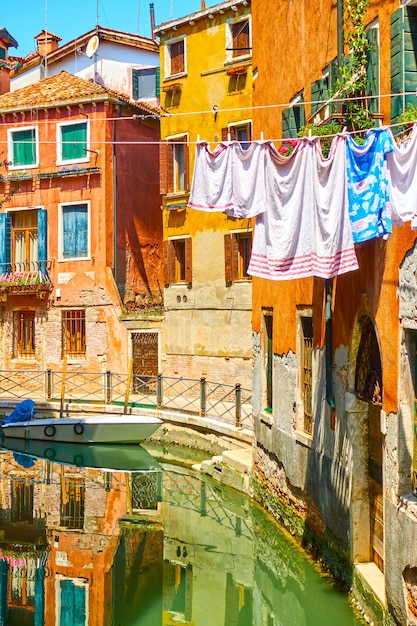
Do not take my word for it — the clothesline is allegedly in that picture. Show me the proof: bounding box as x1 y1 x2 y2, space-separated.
188 126 417 281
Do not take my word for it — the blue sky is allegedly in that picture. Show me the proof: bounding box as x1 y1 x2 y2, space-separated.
2 0 217 57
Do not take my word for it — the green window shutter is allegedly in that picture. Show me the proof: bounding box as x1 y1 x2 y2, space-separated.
311 78 329 115
13 129 36 166
282 102 304 139
155 67 160 98
0 48 6 61
367 28 380 114
61 123 87 161
132 69 139 100
391 7 417 123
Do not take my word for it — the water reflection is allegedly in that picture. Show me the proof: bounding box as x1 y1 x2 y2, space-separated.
0 441 364 625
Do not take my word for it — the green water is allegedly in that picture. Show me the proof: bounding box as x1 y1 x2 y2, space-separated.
0 443 365 626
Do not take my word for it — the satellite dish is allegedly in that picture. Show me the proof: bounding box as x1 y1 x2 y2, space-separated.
86 35 99 58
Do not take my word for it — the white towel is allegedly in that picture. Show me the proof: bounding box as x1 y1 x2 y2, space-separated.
188 141 267 217
248 136 359 280
386 124 417 227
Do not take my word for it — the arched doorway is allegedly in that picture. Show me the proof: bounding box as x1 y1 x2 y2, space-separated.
354 317 384 572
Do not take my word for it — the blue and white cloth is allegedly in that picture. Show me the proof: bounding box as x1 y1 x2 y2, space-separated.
346 128 395 243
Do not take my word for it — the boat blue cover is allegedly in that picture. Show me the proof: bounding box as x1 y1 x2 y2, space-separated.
3 399 37 425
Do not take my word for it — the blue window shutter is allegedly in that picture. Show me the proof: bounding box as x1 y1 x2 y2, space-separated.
37 208 47 272
63 205 88 258
0 213 11 272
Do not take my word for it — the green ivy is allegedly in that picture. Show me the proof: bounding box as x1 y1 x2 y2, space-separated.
0 160 19 208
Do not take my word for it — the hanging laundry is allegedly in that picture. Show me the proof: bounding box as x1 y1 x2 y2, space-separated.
248 136 359 280
345 128 394 243
188 141 267 217
386 124 417 228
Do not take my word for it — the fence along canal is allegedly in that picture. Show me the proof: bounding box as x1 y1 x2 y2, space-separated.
0 361 253 431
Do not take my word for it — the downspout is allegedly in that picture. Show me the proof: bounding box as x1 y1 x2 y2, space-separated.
324 0 344 409
113 106 122 286
325 279 335 408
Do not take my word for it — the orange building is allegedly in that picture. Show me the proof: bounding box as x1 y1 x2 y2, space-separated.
250 0 417 623
0 70 162 375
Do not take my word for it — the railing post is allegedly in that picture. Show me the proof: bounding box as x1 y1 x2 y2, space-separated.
200 377 206 417
156 374 163 407
46 369 52 400
235 383 241 428
105 370 111 403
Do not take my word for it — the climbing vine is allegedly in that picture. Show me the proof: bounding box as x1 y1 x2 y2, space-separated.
0 160 18 209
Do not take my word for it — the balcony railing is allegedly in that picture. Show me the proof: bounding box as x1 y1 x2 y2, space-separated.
0 261 53 296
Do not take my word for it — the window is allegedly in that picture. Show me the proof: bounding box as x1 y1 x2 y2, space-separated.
300 315 314 434
282 92 305 139
8 127 38 169
366 24 380 115
391 7 417 123
227 18 251 61
160 136 189 195
15 311 35 358
11 209 38 270
62 310 86 359
224 231 252 284
264 312 273 412
60 202 89 259
58 579 87 626
164 237 192 285
222 122 252 149
57 121 88 164
167 37 185 76
11 479 33 523
132 67 160 99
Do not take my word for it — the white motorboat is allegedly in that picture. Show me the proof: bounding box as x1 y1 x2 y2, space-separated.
1 413 163 444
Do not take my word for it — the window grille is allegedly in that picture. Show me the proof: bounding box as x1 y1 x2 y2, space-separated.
62 310 86 359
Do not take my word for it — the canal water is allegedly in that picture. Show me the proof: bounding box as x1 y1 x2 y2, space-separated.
0 439 365 625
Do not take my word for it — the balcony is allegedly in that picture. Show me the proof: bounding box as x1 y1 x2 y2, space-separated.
0 261 53 299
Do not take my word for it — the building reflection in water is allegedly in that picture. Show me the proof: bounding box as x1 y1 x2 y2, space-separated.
0 443 363 626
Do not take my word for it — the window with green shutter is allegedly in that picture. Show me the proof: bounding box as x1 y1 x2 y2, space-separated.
282 97 305 139
10 128 37 167
366 27 380 115
390 6 417 124
59 122 88 162
132 67 160 99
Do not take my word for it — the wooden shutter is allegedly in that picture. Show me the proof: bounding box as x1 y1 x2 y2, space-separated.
221 127 236 142
391 7 417 122
37 208 47 273
282 108 296 139
224 233 239 284
132 68 139 100
183 139 189 191
232 20 249 58
155 67 160 98
160 141 174 195
164 240 177 285
311 78 329 115
0 213 11 271
170 40 184 75
185 237 192 284
366 28 380 114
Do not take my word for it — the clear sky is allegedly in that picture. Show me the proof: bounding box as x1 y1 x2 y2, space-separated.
2 0 218 57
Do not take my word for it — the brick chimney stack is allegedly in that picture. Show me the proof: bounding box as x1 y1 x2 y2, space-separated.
201 1 206 9
35 30 62 57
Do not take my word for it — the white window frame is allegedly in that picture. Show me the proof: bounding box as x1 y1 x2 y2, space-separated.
165 35 186 79
58 200 91 262
56 119 90 166
7 126 39 170
225 16 252 64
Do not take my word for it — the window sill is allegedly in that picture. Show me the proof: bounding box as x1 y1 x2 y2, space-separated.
294 429 314 449
164 72 187 81
224 56 251 68
57 256 91 263
55 158 91 167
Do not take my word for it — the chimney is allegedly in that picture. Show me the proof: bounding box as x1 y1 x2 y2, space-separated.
35 30 62 56
201 1 206 9
150 3 156 39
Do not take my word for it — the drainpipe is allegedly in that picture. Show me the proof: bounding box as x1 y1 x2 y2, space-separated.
325 279 335 408
337 0 344 62
113 106 121 286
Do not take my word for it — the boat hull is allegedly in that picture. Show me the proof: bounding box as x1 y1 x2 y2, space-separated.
1 414 162 444
0 437 161 472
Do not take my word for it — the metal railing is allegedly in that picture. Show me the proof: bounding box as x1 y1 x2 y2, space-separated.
0 368 253 431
